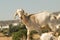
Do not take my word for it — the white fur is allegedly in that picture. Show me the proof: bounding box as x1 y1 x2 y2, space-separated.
40 32 57 40
14 9 60 40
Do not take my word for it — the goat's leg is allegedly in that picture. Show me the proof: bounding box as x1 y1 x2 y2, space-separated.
27 29 30 40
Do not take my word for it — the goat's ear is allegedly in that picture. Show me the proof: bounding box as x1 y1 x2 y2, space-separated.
24 13 27 15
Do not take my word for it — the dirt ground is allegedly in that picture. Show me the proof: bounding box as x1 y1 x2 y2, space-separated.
0 33 12 40
0 37 12 40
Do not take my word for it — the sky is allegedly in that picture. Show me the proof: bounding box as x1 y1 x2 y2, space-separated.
0 0 60 20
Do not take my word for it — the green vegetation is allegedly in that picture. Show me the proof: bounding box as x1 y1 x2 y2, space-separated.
1 22 27 40
12 23 27 40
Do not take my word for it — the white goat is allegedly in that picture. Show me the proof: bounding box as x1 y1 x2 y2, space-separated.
14 9 60 40
40 32 57 40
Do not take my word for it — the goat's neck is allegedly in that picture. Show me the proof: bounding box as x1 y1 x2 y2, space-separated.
21 15 29 26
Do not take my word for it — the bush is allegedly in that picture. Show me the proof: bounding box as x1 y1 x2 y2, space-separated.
12 32 21 40
12 29 27 40
12 23 27 40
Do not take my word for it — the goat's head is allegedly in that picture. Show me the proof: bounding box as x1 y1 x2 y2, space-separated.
14 9 24 19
